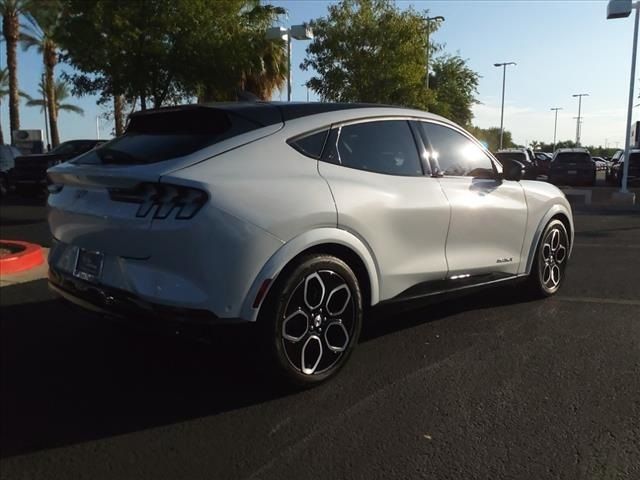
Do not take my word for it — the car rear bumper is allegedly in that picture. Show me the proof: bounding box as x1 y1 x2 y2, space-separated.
48 265 236 324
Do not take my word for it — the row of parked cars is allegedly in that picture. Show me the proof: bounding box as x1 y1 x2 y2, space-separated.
0 139 105 196
493 147 638 187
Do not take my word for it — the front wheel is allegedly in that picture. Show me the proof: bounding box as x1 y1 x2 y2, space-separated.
525 219 570 298
259 254 363 387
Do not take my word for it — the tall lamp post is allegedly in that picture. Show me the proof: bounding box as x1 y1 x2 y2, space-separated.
494 62 516 149
572 93 589 146
424 15 445 89
607 0 639 197
266 25 313 102
550 107 562 151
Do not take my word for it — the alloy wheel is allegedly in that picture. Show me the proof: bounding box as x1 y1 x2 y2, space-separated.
280 269 356 376
539 225 568 293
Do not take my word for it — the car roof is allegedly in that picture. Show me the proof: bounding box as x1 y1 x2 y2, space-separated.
128 101 452 128
555 148 590 153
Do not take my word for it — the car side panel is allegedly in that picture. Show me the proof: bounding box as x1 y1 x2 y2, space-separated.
318 162 450 301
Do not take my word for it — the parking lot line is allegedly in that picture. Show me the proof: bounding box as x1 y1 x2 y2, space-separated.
574 243 640 249
555 296 640 306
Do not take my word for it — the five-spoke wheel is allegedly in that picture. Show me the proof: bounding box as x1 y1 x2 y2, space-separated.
261 255 363 387
529 219 570 296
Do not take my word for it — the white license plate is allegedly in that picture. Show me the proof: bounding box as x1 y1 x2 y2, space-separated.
568 170 577 175
73 248 104 281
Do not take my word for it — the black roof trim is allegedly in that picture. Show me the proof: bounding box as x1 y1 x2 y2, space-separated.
128 102 394 127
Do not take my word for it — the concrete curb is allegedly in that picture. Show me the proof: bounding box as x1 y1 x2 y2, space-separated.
0 240 45 275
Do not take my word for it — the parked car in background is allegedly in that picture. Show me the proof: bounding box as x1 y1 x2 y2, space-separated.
609 149 640 186
11 139 106 195
46 102 574 386
592 156 608 171
548 148 596 186
494 148 538 179
533 151 553 176
0 144 23 196
606 150 624 184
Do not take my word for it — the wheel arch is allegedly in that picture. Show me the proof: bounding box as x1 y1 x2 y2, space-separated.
239 228 381 323
523 205 574 275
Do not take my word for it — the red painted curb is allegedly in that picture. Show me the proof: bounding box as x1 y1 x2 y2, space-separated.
0 240 45 275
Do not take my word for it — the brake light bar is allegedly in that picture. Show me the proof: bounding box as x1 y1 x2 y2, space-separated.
109 182 208 220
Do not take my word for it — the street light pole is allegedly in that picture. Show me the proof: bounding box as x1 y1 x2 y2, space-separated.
424 16 444 89
607 0 640 194
41 73 50 150
266 25 313 103
572 93 589 146
550 107 562 151
494 62 516 150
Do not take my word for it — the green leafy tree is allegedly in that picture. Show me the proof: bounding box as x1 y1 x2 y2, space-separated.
467 126 514 152
429 54 479 126
24 78 84 117
301 0 479 125
301 0 432 108
1 0 31 135
55 0 287 117
22 0 63 146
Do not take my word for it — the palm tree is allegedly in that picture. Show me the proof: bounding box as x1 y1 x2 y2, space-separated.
21 1 62 146
1 0 30 136
240 1 287 100
0 67 9 144
24 78 83 117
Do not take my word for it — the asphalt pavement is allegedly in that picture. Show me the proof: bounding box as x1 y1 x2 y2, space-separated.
1 194 639 479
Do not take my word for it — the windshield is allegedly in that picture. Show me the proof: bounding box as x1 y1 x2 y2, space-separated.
554 152 592 163
494 152 528 164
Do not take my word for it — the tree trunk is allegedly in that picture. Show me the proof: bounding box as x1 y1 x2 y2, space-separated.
2 12 20 139
0 100 4 145
140 93 147 111
114 94 124 136
44 45 60 147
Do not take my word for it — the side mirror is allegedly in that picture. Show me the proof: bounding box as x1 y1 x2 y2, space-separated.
501 159 526 181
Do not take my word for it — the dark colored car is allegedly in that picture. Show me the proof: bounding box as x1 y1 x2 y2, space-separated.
606 150 624 184
534 151 553 176
0 144 23 196
610 149 640 186
494 149 538 179
11 139 106 194
548 148 596 186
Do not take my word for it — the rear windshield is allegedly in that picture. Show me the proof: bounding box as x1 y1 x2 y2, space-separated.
494 152 527 163
554 152 591 163
74 108 267 165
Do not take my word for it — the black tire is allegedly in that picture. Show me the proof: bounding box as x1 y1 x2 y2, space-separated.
258 254 363 387
525 219 570 298
0 173 8 197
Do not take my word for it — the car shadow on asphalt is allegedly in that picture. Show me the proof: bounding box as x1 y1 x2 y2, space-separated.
0 282 536 459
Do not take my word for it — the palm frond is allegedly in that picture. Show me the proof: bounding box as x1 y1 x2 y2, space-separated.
58 103 84 115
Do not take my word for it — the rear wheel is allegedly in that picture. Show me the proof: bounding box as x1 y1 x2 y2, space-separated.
525 219 570 298
259 254 363 387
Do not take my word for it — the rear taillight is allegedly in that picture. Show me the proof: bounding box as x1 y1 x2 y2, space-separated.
109 182 208 220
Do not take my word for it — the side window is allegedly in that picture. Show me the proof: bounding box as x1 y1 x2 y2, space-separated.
418 122 495 178
334 120 422 176
288 129 329 159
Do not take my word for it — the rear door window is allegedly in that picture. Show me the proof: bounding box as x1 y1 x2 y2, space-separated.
332 120 423 176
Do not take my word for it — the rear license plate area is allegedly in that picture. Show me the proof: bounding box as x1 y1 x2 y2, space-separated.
74 248 104 282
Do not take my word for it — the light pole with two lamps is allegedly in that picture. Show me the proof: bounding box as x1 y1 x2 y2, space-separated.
572 93 589 146
266 24 313 102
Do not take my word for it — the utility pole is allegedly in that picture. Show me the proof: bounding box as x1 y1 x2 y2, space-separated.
550 107 562 151
572 93 589 146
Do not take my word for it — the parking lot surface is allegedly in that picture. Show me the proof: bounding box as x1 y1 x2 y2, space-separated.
1 198 639 479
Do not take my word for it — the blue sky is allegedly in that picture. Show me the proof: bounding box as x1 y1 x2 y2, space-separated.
1 0 635 147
